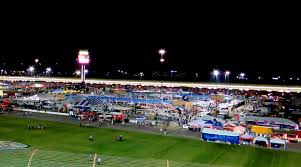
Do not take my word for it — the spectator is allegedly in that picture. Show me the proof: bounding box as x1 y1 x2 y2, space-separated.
89 134 94 141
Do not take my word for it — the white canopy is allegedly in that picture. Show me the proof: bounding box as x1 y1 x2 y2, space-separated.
253 136 268 144
202 128 240 137
270 138 286 145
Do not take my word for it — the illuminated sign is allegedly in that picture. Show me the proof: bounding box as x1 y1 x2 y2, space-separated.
78 50 90 64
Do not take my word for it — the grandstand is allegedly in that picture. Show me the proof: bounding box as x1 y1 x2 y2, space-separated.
0 149 233 167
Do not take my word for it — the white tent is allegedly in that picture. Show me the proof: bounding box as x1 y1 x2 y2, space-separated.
270 138 286 149
253 136 268 146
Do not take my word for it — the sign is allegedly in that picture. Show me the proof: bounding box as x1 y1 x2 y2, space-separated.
78 50 90 64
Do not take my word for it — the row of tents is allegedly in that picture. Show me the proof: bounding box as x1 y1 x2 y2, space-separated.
201 128 286 149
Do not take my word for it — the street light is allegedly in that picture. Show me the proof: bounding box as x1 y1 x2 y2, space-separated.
240 73 245 78
27 66 35 76
239 73 245 82
158 49 166 64
45 67 52 76
158 49 166 105
75 70 81 76
28 66 35 72
213 70 219 83
46 67 52 73
225 71 230 82
34 59 39 64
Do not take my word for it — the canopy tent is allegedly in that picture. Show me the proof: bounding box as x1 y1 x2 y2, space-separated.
50 89 64 94
201 128 240 144
240 133 254 141
270 138 286 149
136 116 146 122
199 115 214 121
223 123 237 131
188 119 206 128
253 136 268 147
233 126 246 134
240 133 254 145
18 94 49 101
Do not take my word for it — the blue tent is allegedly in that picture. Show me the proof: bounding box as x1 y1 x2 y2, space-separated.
201 128 240 144
205 120 214 125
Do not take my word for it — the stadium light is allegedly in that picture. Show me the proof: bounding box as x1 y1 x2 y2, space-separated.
46 67 52 73
28 66 35 72
75 70 81 76
158 49 166 56
213 70 219 76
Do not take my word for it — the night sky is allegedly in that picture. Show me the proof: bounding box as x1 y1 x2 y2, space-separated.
0 6 300 82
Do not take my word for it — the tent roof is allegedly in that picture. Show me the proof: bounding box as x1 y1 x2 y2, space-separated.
245 116 298 126
200 115 214 121
270 138 286 145
254 136 268 143
240 133 254 140
233 126 246 131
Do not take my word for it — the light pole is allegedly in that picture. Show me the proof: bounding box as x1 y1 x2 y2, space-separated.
239 73 245 83
212 69 220 115
75 70 81 76
159 49 166 64
158 49 166 106
77 50 90 83
28 66 35 76
46 67 52 76
213 69 219 83
34 59 39 75
225 71 230 83
224 71 230 116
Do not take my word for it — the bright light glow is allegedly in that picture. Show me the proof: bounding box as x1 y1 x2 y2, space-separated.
160 58 165 63
213 70 219 76
46 67 52 73
158 49 166 56
225 71 230 75
240 73 245 77
84 69 88 73
35 59 39 63
78 50 90 64
75 70 81 75
28 66 35 72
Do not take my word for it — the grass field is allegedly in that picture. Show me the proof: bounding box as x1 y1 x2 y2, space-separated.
0 115 300 167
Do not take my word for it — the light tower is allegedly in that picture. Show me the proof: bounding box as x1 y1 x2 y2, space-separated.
77 50 90 83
